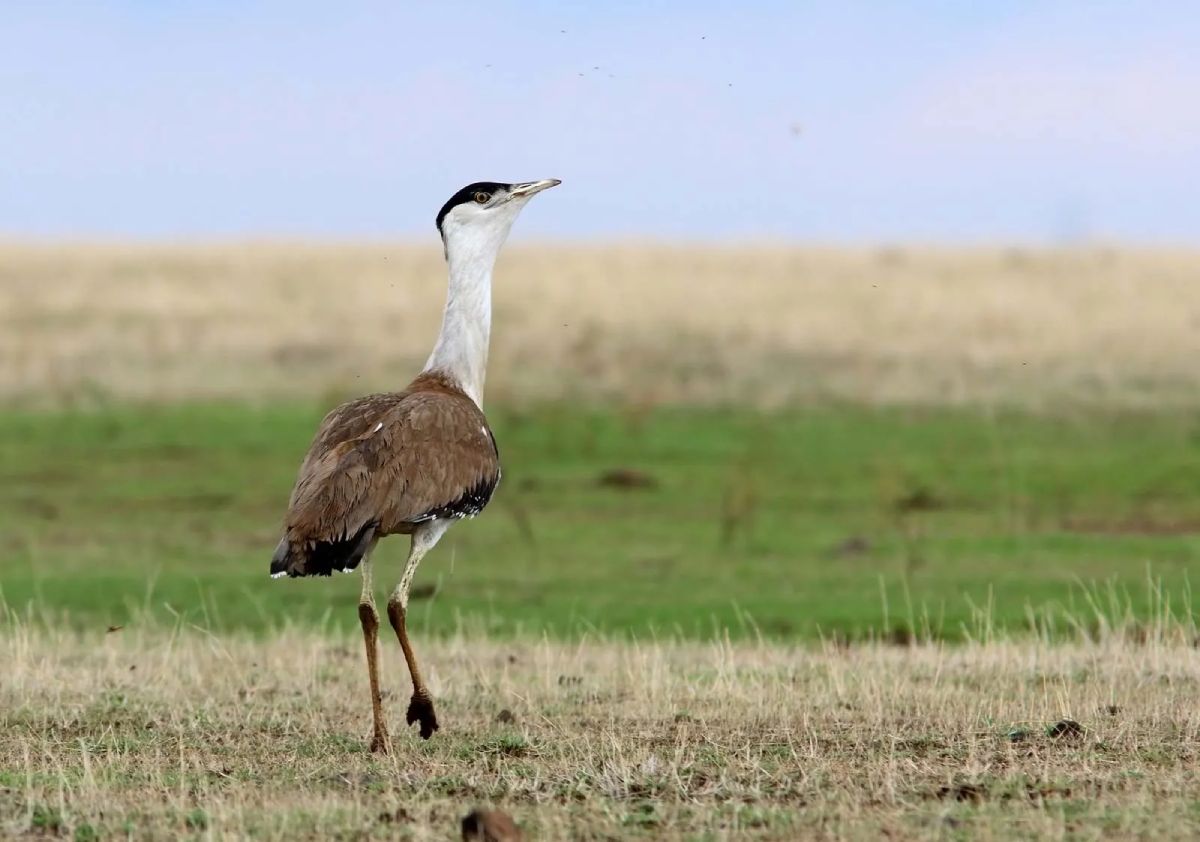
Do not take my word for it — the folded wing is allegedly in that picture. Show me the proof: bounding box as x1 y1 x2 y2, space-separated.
271 380 500 577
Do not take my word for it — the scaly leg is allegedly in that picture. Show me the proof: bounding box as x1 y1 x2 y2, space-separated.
357 548 391 754
387 520 450 739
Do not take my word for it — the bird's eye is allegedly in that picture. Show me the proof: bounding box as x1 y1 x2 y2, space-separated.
473 191 490 204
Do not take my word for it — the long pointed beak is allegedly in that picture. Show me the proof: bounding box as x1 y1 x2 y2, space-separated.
509 178 561 198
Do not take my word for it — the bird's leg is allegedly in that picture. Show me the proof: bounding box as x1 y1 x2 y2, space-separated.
387 521 449 739
357 550 391 754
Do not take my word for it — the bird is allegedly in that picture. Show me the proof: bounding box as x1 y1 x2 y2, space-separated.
269 179 561 753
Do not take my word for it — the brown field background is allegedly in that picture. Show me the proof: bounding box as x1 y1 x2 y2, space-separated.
3 243 1199 408
5 620 1199 839
6 245 1200 838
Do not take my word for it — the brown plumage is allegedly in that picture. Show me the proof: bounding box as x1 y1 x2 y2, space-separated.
271 373 499 578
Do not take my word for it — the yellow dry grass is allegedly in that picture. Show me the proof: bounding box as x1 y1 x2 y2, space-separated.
3 243 1198 408
3 620 1200 840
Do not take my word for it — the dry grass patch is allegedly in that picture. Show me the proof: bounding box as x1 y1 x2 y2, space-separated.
3 623 1200 839
3 243 1200 408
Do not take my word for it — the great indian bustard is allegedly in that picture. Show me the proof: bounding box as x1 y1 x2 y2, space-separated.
270 179 560 753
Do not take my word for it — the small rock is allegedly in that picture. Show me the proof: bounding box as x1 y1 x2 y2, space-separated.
829 535 871 558
409 583 437 601
1048 719 1085 739
462 808 522 841
596 468 657 490
378 807 411 825
894 486 945 513
937 782 985 802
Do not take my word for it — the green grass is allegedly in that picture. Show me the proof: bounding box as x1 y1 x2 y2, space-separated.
2 401 1199 639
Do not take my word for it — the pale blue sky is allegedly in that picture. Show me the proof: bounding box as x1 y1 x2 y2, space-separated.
2 2 1197 242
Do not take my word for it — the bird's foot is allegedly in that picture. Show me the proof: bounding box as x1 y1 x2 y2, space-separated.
369 728 392 754
406 692 440 740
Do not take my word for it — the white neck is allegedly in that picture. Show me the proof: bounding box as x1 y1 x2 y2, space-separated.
422 231 505 407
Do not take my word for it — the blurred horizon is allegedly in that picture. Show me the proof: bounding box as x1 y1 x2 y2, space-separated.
3 2 1198 244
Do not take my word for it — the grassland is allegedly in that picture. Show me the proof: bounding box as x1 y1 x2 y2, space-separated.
4 244 1200 839
3 243 1200 409
4 244 1200 638
4 620 1200 840
3 402 1200 639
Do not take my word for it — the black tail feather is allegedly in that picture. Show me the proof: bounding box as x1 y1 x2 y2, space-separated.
270 522 377 578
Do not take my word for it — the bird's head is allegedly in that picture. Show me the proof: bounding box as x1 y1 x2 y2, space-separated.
436 179 560 261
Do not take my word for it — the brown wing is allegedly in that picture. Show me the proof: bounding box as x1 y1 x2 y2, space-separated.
282 382 500 551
